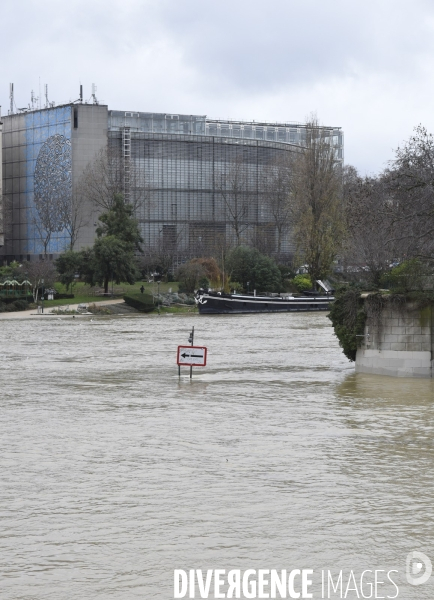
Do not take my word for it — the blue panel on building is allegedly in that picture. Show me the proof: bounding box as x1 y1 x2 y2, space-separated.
25 107 72 254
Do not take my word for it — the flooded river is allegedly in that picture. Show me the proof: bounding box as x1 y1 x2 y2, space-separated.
1 312 434 599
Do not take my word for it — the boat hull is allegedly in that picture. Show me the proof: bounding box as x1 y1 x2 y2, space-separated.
195 293 333 315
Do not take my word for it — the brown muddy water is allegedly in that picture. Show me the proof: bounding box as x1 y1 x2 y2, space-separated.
1 312 434 599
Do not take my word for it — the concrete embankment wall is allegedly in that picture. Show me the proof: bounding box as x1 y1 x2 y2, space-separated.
355 300 434 378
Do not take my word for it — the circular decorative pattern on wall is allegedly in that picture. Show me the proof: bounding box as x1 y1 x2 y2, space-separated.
34 134 72 231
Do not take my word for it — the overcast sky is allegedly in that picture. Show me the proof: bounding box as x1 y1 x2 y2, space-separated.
2 0 434 174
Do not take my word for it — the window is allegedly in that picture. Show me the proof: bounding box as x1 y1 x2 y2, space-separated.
243 127 252 138
266 128 276 141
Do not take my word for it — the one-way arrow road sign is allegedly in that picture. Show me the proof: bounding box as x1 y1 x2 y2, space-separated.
177 345 207 366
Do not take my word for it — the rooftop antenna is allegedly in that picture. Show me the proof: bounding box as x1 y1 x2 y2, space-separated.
31 90 38 110
45 84 49 108
91 83 98 105
9 83 14 115
72 84 84 104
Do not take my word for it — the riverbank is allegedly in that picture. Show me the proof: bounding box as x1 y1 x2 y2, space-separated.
0 299 126 320
0 299 198 319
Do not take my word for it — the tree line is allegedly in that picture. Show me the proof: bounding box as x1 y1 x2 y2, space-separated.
344 125 434 288
6 116 434 294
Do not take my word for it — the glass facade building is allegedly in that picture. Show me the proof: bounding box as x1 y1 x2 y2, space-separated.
0 118 3 248
0 104 343 262
108 111 343 157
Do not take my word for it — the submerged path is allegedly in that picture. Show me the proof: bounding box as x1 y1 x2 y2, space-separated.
0 298 125 320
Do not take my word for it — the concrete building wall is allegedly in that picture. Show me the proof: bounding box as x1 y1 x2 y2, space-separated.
71 104 108 250
0 104 108 260
356 301 434 378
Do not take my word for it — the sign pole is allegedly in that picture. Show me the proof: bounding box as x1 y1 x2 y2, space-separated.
190 326 194 379
178 328 206 377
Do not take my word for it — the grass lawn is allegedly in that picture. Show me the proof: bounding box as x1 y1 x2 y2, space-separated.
155 305 198 315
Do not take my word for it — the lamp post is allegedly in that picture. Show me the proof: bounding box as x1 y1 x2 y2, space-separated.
157 280 160 315
41 278 44 314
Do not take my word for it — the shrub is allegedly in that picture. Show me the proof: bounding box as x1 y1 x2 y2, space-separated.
123 292 155 313
292 274 312 292
198 277 210 289
0 295 33 305
381 259 430 293
328 287 366 361
12 300 29 311
177 262 207 293
190 257 222 287
5 303 18 312
53 293 75 300
226 246 281 292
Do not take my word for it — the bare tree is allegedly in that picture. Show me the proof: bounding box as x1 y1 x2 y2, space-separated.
31 203 63 258
140 244 175 278
59 184 89 251
80 146 150 213
261 153 294 256
341 127 434 288
79 146 123 212
289 116 345 286
140 224 186 278
385 125 434 262
31 183 88 255
176 261 208 293
249 224 276 257
343 168 399 286
216 156 251 246
22 260 57 303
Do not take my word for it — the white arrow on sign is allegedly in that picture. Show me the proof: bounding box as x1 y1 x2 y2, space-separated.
177 345 207 366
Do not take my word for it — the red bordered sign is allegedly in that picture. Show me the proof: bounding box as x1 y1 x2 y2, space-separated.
177 345 207 367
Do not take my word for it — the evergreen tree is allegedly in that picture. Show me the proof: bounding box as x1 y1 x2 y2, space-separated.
226 246 281 292
56 194 143 294
95 194 143 251
55 250 81 292
91 195 143 293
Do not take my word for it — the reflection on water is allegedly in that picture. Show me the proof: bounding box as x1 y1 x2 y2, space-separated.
0 312 433 599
